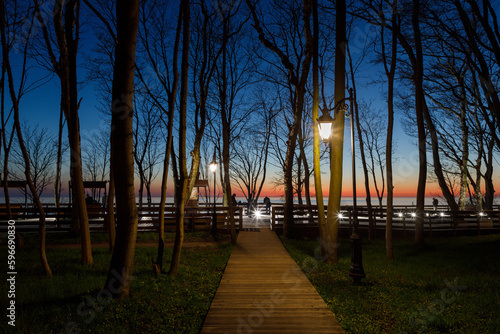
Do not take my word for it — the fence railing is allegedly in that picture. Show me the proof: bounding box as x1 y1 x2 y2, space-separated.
271 205 500 238
0 204 243 234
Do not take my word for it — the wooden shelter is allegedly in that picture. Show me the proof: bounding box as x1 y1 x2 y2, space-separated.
69 180 108 206
188 179 209 207
1 173 28 207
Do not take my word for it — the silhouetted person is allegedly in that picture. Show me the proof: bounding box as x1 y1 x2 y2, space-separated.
85 193 93 205
432 198 438 211
264 196 271 214
232 193 237 207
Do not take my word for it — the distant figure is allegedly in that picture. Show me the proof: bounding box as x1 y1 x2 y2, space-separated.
232 193 237 207
85 193 93 205
264 196 271 214
432 198 438 211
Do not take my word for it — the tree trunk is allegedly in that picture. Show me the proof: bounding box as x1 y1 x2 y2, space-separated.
106 134 116 252
484 138 495 210
382 3 398 260
457 77 469 210
220 5 236 244
1 63 14 220
312 0 327 258
35 0 93 264
156 144 169 271
1 4 51 275
297 155 303 205
68 115 93 264
326 0 346 263
154 0 181 273
103 0 140 299
54 106 64 209
348 46 374 241
412 0 426 246
421 102 459 211
169 0 190 277
475 148 483 212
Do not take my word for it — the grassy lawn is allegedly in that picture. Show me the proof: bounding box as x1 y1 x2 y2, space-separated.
282 234 500 334
21 230 229 245
1 232 232 333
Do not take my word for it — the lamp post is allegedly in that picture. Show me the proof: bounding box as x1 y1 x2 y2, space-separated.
317 91 365 284
209 151 217 234
345 93 365 285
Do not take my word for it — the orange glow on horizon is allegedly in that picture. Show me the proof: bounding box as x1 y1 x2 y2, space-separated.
146 175 499 200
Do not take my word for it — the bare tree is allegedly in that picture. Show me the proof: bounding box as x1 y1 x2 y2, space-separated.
12 123 57 202
246 0 313 238
82 127 109 202
103 0 140 299
1 0 52 275
33 0 93 264
169 0 191 277
358 105 387 211
381 1 398 260
133 98 162 206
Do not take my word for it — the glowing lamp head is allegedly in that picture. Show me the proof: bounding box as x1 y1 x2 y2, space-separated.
317 113 334 143
209 161 217 173
254 210 261 219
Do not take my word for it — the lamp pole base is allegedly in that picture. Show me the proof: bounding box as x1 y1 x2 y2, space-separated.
349 230 365 285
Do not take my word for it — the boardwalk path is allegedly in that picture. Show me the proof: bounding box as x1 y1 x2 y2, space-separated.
201 218 344 333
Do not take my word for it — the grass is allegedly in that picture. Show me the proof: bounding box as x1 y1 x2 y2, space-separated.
1 232 233 333
20 230 230 245
282 234 500 334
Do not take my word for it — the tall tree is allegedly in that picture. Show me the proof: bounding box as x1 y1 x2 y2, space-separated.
381 0 398 260
246 0 313 238
103 0 140 299
134 0 183 272
346 43 376 240
326 0 347 263
311 0 329 258
33 0 93 264
1 0 51 276
217 0 248 244
169 0 191 277
411 0 427 245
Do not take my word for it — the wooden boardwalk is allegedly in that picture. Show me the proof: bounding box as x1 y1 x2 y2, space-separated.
201 227 344 333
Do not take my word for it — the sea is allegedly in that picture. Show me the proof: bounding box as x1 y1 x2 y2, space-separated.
2 195 441 207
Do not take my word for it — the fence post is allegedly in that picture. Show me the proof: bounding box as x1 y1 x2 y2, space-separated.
238 206 243 230
428 212 432 238
403 212 407 238
271 207 275 231
477 212 481 236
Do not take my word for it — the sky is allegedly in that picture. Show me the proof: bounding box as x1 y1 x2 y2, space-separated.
3 1 499 204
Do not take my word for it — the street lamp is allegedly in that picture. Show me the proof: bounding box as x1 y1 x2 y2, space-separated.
210 151 217 234
316 90 365 284
345 91 365 285
317 113 335 143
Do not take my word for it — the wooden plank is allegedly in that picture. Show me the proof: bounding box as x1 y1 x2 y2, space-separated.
201 228 344 333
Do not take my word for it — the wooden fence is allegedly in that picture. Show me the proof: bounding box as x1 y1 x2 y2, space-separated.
271 205 500 238
0 203 243 234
